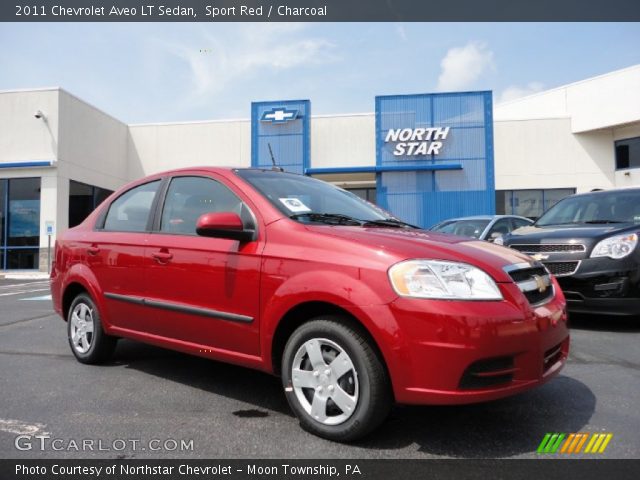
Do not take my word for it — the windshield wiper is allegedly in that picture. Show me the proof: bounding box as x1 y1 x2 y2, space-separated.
583 220 625 224
361 218 419 229
289 212 364 226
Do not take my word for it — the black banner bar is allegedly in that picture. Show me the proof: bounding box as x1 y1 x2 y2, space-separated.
3 0 640 22
2 459 640 480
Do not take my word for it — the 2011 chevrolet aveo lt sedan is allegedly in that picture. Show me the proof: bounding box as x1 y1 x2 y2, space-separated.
51 168 569 441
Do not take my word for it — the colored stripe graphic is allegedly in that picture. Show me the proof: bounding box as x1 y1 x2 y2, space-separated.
539 433 613 454
537 433 565 453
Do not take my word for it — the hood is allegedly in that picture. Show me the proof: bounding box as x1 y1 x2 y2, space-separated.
305 226 534 283
505 223 639 245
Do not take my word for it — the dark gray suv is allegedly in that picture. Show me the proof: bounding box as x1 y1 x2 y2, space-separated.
501 188 640 316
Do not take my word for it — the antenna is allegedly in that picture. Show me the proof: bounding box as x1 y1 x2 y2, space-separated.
267 143 284 172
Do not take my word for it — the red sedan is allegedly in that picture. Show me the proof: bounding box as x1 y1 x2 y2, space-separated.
51 167 569 441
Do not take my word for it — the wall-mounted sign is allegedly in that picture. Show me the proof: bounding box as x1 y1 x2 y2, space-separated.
260 107 299 124
384 127 450 156
251 100 311 175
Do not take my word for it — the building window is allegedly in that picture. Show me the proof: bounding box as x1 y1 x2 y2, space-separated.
0 177 41 270
496 188 575 220
69 180 114 228
346 187 377 205
615 137 640 170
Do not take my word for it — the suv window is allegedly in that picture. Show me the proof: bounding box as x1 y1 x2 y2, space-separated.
160 176 248 235
103 180 160 232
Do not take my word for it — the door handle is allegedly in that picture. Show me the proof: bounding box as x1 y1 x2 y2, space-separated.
152 251 173 263
87 246 100 256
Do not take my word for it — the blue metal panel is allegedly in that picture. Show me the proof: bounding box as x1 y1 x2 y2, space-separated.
305 164 463 175
376 92 495 228
251 100 310 175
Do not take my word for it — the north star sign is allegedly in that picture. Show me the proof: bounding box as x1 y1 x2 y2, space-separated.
261 107 298 123
385 127 450 156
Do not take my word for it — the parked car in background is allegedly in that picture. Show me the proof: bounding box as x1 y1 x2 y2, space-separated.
430 215 533 242
501 188 640 316
51 168 569 441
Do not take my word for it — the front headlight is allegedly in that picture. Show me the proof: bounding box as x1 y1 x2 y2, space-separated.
591 233 638 259
388 260 503 300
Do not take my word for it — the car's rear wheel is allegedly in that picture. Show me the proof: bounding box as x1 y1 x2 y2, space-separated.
67 293 117 364
281 317 392 442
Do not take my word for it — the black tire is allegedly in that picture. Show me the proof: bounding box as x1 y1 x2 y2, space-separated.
67 293 117 364
281 317 392 442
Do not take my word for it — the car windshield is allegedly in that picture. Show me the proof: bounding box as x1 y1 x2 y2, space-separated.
430 219 490 238
536 190 640 226
235 169 406 226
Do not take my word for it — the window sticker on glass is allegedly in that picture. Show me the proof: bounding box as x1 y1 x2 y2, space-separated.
279 197 312 213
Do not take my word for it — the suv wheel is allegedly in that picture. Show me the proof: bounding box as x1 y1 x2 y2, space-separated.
67 293 117 364
281 317 392 442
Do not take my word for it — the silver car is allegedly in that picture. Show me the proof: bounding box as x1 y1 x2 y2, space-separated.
429 215 533 242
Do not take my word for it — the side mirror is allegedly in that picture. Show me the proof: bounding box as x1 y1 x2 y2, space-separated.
196 212 254 242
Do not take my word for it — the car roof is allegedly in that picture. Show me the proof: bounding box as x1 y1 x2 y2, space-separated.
148 166 297 176
437 215 530 222
569 187 640 197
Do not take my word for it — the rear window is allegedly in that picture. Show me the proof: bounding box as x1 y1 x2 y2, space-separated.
103 181 160 232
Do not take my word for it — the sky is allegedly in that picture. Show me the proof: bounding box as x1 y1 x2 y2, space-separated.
1 22 639 123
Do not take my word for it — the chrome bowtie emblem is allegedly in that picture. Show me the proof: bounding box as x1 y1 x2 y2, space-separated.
531 253 549 261
532 275 547 293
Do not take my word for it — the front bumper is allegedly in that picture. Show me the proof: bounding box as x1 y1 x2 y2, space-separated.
555 257 640 316
370 281 569 405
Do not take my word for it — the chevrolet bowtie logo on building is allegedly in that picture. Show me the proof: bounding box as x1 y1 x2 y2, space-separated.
260 107 298 124
537 432 613 454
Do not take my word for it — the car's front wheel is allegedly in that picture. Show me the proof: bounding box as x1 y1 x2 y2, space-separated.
281 317 392 442
67 293 117 364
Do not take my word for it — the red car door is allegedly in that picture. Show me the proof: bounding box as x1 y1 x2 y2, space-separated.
88 179 162 332
144 175 262 357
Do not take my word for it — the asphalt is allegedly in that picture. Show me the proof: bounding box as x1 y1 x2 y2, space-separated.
0 279 638 459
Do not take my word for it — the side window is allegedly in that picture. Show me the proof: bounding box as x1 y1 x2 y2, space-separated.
160 176 246 235
487 218 512 238
103 181 160 232
513 218 532 229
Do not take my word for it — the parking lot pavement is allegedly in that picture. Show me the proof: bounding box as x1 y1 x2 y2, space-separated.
0 278 638 459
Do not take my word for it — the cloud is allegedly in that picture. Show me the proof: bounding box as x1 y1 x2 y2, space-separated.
498 82 545 103
156 24 337 100
436 41 494 91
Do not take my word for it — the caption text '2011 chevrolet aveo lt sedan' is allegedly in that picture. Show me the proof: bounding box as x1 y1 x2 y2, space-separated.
51 168 569 441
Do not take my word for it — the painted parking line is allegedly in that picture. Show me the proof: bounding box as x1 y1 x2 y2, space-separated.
20 294 52 301
0 281 50 290
0 418 49 436
0 288 51 297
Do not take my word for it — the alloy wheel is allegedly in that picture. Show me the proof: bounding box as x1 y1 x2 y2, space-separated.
291 338 359 426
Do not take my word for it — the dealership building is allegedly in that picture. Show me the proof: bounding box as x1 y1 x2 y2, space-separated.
0 65 639 271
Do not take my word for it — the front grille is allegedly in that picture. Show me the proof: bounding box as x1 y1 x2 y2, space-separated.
459 356 516 390
543 343 563 372
508 266 547 283
506 265 554 306
510 244 585 253
544 261 580 277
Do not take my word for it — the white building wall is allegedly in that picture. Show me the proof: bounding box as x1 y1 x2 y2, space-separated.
495 64 640 133
56 90 129 191
494 117 617 193
311 114 375 168
128 120 250 179
0 88 59 163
